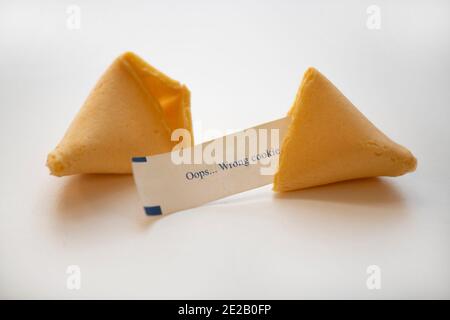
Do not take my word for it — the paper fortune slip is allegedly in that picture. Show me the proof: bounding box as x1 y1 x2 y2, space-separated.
132 117 291 215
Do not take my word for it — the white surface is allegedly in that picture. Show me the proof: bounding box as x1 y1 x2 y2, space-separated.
0 0 449 299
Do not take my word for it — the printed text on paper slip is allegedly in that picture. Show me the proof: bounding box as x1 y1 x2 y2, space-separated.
132 117 290 215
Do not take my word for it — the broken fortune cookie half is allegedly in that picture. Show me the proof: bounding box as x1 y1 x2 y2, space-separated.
273 68 417 192
47 52 193 176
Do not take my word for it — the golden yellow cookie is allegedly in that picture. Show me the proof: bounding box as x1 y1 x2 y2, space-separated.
47 52 192 176
274 68 416 191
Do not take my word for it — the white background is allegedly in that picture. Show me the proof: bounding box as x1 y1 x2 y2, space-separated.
0 0 449 299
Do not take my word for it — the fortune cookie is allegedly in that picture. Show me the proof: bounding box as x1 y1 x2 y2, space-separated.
47 52 192 176
274 68 417 191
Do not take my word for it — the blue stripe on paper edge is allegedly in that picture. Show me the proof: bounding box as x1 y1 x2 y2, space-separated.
132 157 147 163
144 206 162 216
